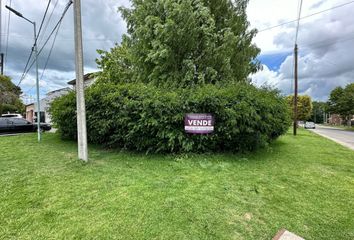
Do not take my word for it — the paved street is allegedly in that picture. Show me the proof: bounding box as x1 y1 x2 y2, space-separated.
309 125 354 150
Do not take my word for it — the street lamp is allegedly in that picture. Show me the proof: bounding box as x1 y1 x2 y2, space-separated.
6 5 41 142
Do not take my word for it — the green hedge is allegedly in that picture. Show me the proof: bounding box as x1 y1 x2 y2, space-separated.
50 83 290 153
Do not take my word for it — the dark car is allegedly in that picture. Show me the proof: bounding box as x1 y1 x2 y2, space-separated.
0 117 51 134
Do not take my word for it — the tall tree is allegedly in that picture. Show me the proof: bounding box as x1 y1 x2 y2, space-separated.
0 75 24 114
328 83 354 125
309 101 328 123
286 95 313 121
97 0 260 87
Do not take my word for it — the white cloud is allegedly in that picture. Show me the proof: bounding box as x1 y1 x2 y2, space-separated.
251 65 280 88
248 0 354 100
3 0 130 95
3 0 354 102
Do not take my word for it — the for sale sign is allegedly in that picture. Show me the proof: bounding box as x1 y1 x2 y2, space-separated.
184 114 214 134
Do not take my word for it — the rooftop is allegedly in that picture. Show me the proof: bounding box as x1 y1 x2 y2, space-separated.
67 72 97 85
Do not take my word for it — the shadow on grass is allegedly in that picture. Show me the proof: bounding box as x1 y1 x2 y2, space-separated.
39 130 300 166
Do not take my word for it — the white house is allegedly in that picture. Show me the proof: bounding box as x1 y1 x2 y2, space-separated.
26 87 71 124
25 73 98 124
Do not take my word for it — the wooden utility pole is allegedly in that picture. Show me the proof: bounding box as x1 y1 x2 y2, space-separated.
73 0 88 161
0 53 3 75
293 44 298 136
293 0 302 136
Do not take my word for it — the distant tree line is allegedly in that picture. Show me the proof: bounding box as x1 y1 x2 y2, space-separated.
288 83 354 125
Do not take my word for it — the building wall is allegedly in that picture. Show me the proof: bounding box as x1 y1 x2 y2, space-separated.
328 114 354 126
26 104 35 123
29 88 71 124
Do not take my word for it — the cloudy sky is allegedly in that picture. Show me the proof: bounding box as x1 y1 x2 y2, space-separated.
1 0 354 103
248 0 354 101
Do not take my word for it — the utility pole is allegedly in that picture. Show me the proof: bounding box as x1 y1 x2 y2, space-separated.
293 0 303 136
0 53 3 75
73 0 88 162
293 44 298 135
33 22 41 142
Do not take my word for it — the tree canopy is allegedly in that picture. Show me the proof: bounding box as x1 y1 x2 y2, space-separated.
286 95 313 121
328 83 354 124
0 75 24 114
309 101 328 124
97 0 260 87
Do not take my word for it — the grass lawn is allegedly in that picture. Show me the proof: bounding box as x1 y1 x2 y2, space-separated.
0 130 354 239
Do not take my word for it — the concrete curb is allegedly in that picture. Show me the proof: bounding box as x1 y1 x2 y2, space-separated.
309 129 354 151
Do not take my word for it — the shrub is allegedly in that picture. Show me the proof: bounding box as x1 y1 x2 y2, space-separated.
49 92 77 139
50 83 290 153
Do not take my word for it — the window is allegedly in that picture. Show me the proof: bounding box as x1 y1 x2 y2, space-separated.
0 118 8 126
11 118 30 125
34 112 46 123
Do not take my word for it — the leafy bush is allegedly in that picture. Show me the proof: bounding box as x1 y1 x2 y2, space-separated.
49 92 77 139
50 83 290 153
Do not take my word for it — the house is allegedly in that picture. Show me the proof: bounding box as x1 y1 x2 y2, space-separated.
25 87 71 124
67 72 97 89
25 72 98 124
328 114 354 126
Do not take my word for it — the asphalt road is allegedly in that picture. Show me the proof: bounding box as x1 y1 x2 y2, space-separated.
309 125 354 150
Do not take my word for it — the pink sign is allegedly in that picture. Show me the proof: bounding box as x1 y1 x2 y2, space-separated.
184 114 214 134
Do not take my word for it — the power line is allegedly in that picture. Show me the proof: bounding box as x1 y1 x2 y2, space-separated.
16 0 52 85
295 0 303 44
17 50 34 86
36 0 51 42
38 0 59 45
258 0 354 33
0 33 116 42
38 1 72 54
17 0 73 86
261 32 354 56
40 20 62 81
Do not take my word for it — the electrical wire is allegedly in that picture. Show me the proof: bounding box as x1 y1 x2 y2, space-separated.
17 0 73 86
40 20 62 81
17 0 52 86
38 0 59 45
38 0 72 55
258 0 354 33
36 0 51 42
295 0 303 44
17 50 34 86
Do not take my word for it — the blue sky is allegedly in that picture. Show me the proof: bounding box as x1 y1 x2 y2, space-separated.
248 0 354 101
257 52 291 71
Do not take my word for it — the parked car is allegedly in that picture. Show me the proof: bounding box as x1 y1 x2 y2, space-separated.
0 117 51 134
298 121 305 128
1 113 23 118
304 121 316 129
